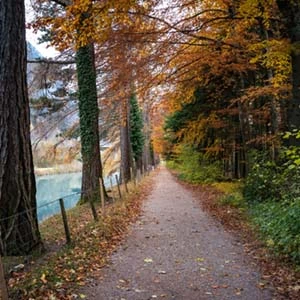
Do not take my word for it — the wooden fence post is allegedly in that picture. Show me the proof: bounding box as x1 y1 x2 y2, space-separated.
0 255 8 300
130 167 136 186
115 174 122 200
109 177 115 202
99 178 105 216
59 198 71 244
137 169 141 182
89 198 99 221
124 180 129 194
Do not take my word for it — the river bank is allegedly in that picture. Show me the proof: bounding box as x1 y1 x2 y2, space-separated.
34 162 82 176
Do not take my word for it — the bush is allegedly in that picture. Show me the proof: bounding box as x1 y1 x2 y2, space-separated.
244 148 300 203
220 192 245 208
167 145 224 183
251 200 300 263
243 160 283 202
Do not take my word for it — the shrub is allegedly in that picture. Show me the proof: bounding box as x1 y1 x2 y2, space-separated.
244 148 300 203
243 160 283 202
167 145 224 183
251 199 300 263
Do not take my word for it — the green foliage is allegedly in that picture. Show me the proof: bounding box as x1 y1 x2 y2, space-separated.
251 200 300 263
130 93 145 162
167 145 224 183
244 159 282 203
219 192 245 208
244 148 300 203
243 145 300 264
214 182 246 209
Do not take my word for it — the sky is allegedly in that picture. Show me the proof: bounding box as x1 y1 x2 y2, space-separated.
25 0 59 58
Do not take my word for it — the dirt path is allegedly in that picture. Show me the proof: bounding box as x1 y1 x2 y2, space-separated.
84 167 273 300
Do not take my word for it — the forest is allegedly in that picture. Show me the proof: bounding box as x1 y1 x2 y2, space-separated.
1 0 300 299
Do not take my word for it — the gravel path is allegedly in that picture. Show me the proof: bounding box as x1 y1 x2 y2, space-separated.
84 167 273 300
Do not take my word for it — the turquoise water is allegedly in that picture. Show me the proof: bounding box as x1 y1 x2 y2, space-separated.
36 172 82 222
36 172 117 222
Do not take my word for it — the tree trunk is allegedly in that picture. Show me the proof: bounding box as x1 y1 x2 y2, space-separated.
142 101 151 172
237 77 249 177
120 98 132 183
276 1 300 145
76 44 105 201
0 0 42 255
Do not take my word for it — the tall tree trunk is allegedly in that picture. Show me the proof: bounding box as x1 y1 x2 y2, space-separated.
142 101 151 172
76 44 105 201
120 98 132 183
0 0 42 255
237 77 249 177
276 1 300 145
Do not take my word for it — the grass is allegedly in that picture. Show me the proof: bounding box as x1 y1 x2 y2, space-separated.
213 181 246 209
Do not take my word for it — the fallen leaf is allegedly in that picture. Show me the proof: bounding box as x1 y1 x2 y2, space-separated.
293 285 300 292
40 273 47 284
196 258 205 262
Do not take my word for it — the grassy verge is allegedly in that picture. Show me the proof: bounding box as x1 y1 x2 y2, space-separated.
7 175 154 299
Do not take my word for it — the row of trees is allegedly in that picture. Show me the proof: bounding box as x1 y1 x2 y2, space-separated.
0 0 152 255
1 0 300 255
156 0 300 179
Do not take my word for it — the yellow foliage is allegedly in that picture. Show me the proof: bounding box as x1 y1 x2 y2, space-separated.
249 39 291 87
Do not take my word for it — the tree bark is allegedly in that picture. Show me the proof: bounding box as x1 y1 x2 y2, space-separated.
120 98 132 183
0 0 42 255
76 44 105 201
142 101 151 172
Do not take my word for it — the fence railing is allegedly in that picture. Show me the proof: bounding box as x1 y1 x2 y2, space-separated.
0 165 156 299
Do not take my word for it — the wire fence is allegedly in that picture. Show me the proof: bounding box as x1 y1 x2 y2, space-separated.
0 165 156 299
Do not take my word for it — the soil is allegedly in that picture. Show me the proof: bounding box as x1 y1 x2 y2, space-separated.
83 166 274 300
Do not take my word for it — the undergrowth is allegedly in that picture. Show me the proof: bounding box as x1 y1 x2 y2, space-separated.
166 145 223 183
250 200 300 263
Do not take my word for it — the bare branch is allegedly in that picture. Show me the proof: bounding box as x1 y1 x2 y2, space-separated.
27 59 75 64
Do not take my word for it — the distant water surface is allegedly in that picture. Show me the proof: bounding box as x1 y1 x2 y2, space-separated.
36 172 118 222
36 172 82 222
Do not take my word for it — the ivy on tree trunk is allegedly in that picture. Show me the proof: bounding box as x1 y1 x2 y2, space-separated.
130 93 145 172
76 44 105 201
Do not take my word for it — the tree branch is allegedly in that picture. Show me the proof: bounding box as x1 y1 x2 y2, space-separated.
27 59 75 64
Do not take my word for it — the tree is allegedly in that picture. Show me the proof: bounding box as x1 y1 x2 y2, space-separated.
120 97 132 183
33 0 106 201
130 93 145 172
0 0 42 255
76 43 105 201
